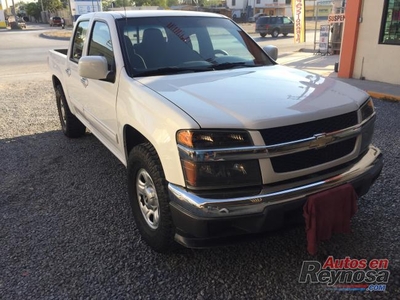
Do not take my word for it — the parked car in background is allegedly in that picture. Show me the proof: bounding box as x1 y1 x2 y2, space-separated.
248 13 266 23
17 17 26 29
256 16 294 38
49 16 62 27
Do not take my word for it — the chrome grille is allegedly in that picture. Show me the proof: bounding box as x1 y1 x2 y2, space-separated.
270 138 356 173
259 111 358 145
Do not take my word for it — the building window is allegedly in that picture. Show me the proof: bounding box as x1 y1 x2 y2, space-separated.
273 0 278 3
380 0 400 45
256 0 260 4
286 0 291 4
232 0 236 6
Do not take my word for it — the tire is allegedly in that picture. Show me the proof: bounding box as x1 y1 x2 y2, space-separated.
272 29 280 38
260 33 267 38
127 143 176 252
55 85 86 138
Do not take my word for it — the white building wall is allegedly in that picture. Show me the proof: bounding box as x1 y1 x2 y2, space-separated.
227 0 247 10
351 1 400 85
227 0 291 16
251 0 291 16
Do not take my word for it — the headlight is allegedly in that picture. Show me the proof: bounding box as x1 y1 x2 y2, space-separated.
181 160 261 189
177 130 253 149
360 98 375 122
177 130 262 189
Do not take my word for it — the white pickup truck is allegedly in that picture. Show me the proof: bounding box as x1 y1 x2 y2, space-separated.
48 10 383 252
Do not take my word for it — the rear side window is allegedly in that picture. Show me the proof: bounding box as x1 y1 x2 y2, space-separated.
70 21 89 63
257 17 269 24
88 21 115 72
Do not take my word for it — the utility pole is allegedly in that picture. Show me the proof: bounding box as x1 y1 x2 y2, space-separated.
11 0 15 15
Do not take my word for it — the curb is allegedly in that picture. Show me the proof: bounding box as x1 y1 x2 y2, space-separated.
40 32 71 40
298 48 315 53
367 91 400 102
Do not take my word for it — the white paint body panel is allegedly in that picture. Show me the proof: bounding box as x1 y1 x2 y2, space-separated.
137 65 368 130
49 11 371 188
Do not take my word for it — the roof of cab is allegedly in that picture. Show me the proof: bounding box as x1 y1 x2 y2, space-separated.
80 10 228 20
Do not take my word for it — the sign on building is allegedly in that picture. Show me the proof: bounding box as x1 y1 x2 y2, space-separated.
292 0 305 43
319 25 330 54
328 13 345 23
70 0 102 21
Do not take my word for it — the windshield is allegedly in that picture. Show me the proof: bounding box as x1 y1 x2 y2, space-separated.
116 16 274 77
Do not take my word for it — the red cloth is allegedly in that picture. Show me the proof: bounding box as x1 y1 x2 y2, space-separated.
303 183 358 255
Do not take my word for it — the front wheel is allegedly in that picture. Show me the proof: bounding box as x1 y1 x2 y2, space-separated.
127 143 176 252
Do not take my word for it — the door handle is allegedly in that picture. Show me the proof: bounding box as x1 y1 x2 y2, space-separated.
80 77 88 88
65 68 71 77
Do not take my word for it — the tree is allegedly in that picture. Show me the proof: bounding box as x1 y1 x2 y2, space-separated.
42 0 63 13
113 0 136 7
167 0 179 7
133 0 167 7
25 2 42 20
102 0 114 11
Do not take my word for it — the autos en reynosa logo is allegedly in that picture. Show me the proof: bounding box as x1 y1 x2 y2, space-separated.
298 256 390 292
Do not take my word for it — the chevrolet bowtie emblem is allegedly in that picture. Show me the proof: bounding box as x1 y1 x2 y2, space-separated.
309 134 334 149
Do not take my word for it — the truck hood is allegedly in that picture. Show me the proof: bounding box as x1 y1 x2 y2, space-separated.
136 65 368 129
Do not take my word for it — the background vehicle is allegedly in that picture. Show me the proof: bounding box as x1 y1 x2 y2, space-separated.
49 16 62 27
48 11 382 253
17 17 26 29
248 13 266 23
256 16 294 38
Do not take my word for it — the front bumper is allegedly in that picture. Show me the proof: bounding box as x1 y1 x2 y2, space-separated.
168 146 383 248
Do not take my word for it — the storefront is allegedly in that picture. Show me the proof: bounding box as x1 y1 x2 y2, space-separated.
339 0 400 85
0 4 6 28
380 0 400 45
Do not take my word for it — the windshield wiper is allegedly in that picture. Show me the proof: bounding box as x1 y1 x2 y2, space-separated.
133 63 260 77
134 66 213 77
211 62 258 70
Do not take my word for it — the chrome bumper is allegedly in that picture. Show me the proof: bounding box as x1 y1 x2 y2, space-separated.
168 146 382 218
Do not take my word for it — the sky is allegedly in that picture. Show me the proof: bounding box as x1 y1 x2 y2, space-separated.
1 0 36 9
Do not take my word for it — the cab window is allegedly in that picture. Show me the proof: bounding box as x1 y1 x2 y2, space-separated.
88 21 115 72
70 21 89 63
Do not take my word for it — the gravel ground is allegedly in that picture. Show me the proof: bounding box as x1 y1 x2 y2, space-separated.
0 77 399 299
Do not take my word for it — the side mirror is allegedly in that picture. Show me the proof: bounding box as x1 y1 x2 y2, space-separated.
78 56 109 80
263 45 278 61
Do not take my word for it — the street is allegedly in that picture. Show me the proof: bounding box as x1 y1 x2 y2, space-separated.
0 24 399 299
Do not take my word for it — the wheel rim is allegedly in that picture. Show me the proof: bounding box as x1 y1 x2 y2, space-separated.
59 97 67 130
136 168 160 230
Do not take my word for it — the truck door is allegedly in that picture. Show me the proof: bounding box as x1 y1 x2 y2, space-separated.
283 17 294 35
65 20 90 120
79 20 119 145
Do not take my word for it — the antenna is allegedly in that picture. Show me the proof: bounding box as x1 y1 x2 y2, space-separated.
124 0 127 24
